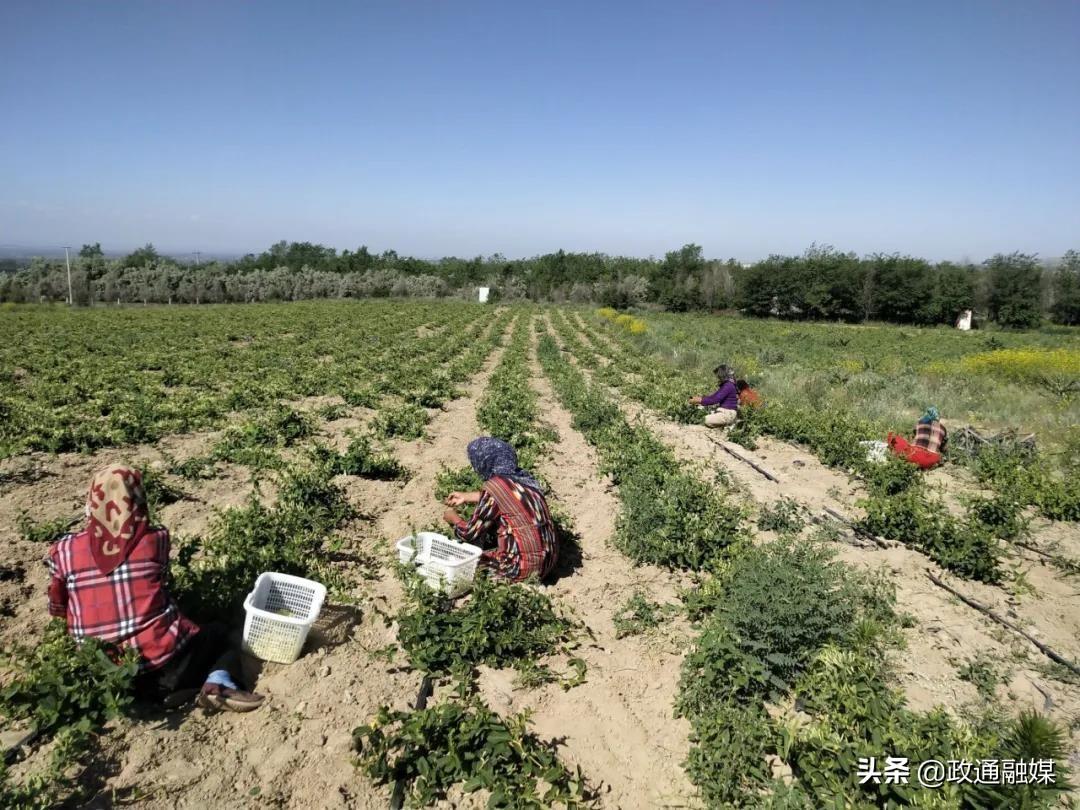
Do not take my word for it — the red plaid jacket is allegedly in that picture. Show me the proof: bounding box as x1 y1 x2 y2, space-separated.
47 527 199 673
913 421 948 455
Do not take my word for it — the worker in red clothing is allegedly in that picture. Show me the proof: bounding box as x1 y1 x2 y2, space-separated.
888 407 947 469
47 464 264 712
736 379 762 409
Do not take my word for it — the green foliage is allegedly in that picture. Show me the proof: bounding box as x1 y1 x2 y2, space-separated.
0 622 138 808
1051 250 1080 326
684 699 777 806
986 252 1043 329
756 498 807 534
679 542 894 712
612 592 668 639
538 330 747 571
310 435 408 480
372 403 428 440
858 489 1003 582
16 512 74 544
213 405 315 468
353 698 587 809
476 315 556 469
779 648 1073 808
0 300 496 459
956 652 1004 700
394 571 577 678
140 468 188 520
173 464 353 621
966 710 1075 808
780 647 977 807
169 454 218 480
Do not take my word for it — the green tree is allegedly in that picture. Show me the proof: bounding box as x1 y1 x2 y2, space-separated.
78 242 104 259
986 252 1042 328
927 261 976 324
867 254 934 323
1051 250 1080 326
123 243 160 267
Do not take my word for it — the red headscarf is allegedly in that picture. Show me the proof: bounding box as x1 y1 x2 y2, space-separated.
86 465 150 575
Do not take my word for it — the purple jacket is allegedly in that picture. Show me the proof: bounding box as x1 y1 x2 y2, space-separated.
701 380 738 410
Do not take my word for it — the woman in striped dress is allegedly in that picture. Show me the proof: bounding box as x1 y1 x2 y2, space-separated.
442 437 559 582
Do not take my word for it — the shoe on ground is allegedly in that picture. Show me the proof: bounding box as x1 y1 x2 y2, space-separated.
197 683 265 713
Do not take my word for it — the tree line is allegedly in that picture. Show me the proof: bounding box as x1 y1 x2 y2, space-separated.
2 240 1078 328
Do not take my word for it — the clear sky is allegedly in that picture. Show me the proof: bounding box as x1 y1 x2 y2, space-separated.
1 1 1078 261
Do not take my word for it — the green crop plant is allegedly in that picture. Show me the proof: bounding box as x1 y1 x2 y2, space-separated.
756 498 808 534
354 698 587 808
538 328 747 571
612 591 671 638
309 435 408 481
393 569 578 680
372 403 429 440
173 463 354 621
0 622 138 808
16 512 76 544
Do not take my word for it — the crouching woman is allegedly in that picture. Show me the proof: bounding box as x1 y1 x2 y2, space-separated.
442 437 559 583
47 464 263 712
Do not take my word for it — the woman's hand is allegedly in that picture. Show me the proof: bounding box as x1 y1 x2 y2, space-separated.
442 507 461 526
689 395 703 405
444 491 480 507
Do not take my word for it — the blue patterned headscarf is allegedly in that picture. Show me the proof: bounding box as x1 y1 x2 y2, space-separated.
467 437 543 492
919 406 940 425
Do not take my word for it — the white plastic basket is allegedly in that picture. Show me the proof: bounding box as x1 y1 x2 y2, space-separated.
396 531 482 596
242 572 326 664
859 439 889 463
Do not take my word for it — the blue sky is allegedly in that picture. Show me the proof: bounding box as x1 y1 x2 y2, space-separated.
1 1 1078 261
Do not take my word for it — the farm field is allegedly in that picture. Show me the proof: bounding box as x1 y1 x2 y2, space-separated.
1 300 1079 809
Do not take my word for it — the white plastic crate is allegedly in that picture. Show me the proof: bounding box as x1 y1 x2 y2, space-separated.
859 439 889 463
242 572 326 664
396 531 482 596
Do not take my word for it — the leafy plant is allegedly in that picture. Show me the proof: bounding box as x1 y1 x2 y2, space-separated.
372 403 428 440
169 454 218 480
310 435 408 480
612 591 669 639
956 652 1005 700
173 464 353 620
354 698 587 808
141 468 189 520
0 622 138 808
756 498 807 534
16 512 75 544
394 570 577 679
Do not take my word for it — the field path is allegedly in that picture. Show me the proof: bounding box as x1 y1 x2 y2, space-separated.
470 319 696 808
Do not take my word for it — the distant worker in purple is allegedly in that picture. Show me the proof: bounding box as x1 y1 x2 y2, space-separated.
689 363 739 428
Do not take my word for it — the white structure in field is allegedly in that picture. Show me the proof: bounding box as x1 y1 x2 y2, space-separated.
478 286 490 303
956 309 973 331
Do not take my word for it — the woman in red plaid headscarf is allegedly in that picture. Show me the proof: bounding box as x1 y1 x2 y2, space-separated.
47 464 263 712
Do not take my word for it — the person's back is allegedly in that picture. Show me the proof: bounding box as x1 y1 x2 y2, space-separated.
48 464 263 712
912 419 947 455
49 525 197 672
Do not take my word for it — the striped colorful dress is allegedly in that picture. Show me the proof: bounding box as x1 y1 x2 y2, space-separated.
452 475 559 582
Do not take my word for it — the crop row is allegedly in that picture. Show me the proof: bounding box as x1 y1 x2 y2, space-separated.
352 314 592 805
0 300 493 458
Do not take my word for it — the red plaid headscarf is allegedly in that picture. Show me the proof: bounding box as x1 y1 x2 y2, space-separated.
86 464 150 575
